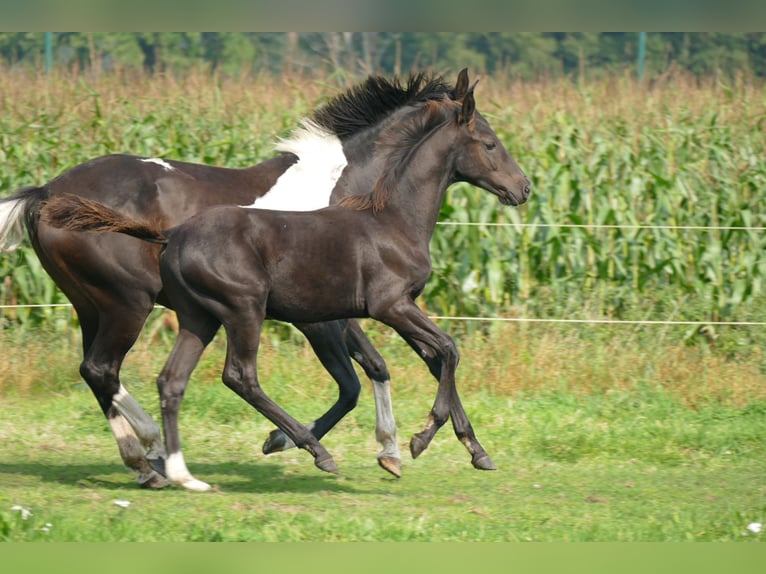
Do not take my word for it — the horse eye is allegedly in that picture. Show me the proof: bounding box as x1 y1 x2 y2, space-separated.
484 141 497 151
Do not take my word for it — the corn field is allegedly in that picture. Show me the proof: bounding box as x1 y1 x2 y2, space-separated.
1 69 765 333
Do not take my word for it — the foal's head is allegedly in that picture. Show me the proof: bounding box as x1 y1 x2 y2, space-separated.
341 69 531 212
449 83 531 207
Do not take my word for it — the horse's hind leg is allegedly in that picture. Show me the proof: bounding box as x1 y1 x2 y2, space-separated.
224 314 338 475
78 307 168 489
262 320 360 454
157 322 218 491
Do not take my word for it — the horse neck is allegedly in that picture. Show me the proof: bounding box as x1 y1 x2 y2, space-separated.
330 104 424 204
382 133 456 245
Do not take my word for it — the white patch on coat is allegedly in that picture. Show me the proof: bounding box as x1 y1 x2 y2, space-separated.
242 120 347 211
140 157 175 171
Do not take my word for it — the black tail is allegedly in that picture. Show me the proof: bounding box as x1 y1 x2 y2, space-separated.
0 186 49 251
40 194 168 245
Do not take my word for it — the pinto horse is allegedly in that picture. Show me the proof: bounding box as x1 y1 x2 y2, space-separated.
0 71 460 486
42 83 531 491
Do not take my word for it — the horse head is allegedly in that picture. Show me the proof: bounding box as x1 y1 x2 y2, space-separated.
450 73 531 207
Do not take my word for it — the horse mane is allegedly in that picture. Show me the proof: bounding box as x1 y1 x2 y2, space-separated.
310 72 453 141
340 99 456 213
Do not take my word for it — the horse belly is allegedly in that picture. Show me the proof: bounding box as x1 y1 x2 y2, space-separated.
264 256 366 323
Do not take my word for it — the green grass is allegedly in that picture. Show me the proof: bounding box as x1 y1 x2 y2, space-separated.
1 329 764 542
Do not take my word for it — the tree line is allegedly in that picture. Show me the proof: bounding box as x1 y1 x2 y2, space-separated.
1 32 765 80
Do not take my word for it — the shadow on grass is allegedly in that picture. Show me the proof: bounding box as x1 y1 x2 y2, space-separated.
0 459 390 495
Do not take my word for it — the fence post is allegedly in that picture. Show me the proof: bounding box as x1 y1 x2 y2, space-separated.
637 32 646 81
44 32 53 74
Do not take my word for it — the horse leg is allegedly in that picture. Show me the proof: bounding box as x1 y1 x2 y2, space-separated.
78 307 169 488
375 299 494 471
262 321 360 453
157 322 218 491
29 227 166 486
222 314 338 475
342 320 401 477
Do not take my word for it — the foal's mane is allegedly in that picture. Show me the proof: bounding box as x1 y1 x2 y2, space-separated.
340 99 457 213
310 72 453 140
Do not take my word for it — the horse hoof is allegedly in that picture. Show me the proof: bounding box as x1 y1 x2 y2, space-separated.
175 478 213 492
139 471 170 490
262 429 290 454
378 456 402 478
410 435 428 459
472 453 497 471
315 456 338 475
148 456 167 477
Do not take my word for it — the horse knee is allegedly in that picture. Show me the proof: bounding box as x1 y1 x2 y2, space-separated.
339 386 360 411
79 359 120 411
440 335 459 367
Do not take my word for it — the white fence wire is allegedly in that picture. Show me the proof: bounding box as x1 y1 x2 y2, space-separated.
3 221 764 327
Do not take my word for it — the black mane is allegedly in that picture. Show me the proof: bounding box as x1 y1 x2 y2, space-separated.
311 72 453 140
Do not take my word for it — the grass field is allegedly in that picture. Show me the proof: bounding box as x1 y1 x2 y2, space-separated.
1 321 765 542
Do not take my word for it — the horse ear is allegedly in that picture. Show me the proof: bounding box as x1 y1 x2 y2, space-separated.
454 68 469 100
459 88 476 125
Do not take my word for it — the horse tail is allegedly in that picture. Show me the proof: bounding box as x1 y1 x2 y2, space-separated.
0 186 49 252
40 194 168 245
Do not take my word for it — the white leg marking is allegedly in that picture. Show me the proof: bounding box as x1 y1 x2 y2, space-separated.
108 412 164 485
372 380 401 460
241 121 347 211
140 157 175 171
165 452 211 491
112 385 166 459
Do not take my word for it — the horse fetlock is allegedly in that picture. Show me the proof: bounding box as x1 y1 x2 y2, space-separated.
262 428 296 454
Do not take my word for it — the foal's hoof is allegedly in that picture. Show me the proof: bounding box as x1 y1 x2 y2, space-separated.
378 456 402 478
471 453 497 471
175 477 213 492
409 435 428 459
139 470 170 490
315 456 338 475
148 456 167 477
262 429 291 454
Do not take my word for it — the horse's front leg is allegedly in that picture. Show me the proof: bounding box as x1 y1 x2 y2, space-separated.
375 299 494 471
158 326 217 491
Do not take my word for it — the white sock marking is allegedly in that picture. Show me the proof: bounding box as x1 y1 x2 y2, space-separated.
372 380 400 460
166 451 211 491
112 385 166 458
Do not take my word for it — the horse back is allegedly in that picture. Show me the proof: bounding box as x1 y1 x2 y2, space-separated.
44 153 297 228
